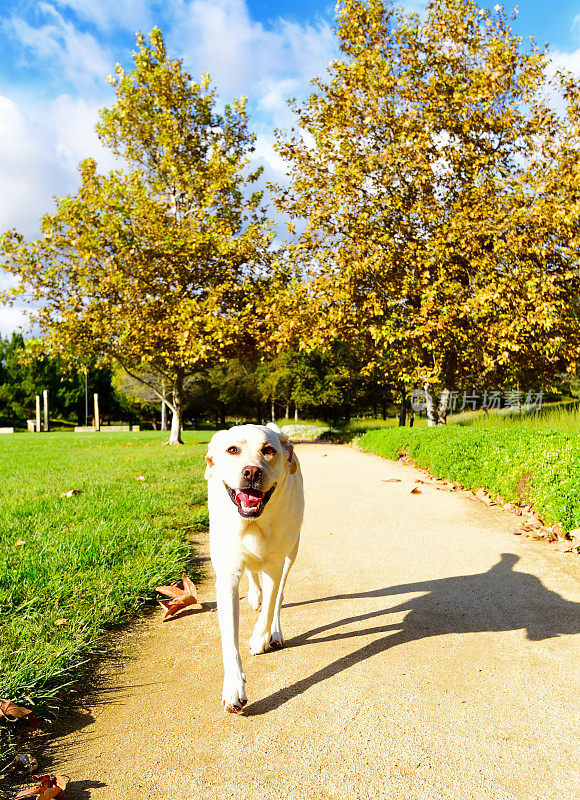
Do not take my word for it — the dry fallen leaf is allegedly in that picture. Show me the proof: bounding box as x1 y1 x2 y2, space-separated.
14 540 26 547
15 774 68 800
410 487 422 495
0 699 38 729
156 574 198 621
54 619 69 627
551 522 565 539
59 489 81 498
136 475 146 481
381 478 402 483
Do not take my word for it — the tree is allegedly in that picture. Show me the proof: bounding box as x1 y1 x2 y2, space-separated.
274 0 579 424
0 333 120 425
0 28 272 443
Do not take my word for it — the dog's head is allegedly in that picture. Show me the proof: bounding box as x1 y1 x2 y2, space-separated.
204 424 296 519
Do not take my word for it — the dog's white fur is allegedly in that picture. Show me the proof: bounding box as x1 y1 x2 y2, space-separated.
205 423 304 712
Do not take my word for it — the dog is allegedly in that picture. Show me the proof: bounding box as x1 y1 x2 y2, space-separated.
204 423 304 712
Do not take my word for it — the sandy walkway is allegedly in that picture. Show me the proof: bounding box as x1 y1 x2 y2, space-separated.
46 444 579 800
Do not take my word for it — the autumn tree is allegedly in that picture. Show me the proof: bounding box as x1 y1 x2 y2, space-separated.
274 0 579 424
0 28 272 442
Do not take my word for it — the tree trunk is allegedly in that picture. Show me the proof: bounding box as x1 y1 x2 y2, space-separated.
161 377 168 431
294 405 299 422
219 403 226 428
285 402 289 419
381 399 387 420
398 386 406 427
423 382 439 426
437 388 450 425
270 399 276 423
168 369 184 444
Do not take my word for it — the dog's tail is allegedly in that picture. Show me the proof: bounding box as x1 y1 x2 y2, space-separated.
266 422 282 434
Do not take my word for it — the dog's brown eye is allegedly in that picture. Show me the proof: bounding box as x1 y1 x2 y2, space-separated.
227 446 240 455
262 445 276 456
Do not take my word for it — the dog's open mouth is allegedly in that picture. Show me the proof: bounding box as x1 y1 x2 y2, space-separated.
225 483 276 518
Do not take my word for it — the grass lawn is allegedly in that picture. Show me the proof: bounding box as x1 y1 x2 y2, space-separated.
0 430 210 767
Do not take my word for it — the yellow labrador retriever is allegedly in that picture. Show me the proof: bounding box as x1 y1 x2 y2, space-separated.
204 423 304 712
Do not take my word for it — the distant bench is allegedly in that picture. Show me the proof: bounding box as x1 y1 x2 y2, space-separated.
0 427 14 434
74 425 140 433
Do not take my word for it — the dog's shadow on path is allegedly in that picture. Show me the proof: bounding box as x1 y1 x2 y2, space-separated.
243 553 580 716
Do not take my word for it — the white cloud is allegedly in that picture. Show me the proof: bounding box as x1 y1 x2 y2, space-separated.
52 0 153 32
8 3 112 89
550 48 580 78
49 95 118 173
0 95 74 239
0 305 30 337
169 0 336 101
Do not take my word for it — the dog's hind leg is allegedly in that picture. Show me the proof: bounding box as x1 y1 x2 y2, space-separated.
246 568 262 611
270 539 299 650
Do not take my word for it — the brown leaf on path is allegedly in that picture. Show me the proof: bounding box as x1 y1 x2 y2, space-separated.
551 522 565 539
157 573 198 621
381 478 402 483
60 489 82 498
410 487 422 495
0 699 38 730
15 774 68 800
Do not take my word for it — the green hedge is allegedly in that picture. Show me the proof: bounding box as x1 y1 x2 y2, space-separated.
356 427 580 532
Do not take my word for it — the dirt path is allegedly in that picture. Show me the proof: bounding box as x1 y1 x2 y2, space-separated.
47 444 579 800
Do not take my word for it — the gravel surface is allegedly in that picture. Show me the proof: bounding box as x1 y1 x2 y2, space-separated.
45 444 579 800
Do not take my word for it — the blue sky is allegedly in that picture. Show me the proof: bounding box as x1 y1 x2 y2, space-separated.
0 0 579 333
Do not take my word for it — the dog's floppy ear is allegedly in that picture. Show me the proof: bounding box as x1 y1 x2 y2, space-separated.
204 435 217 480
276 431 297 475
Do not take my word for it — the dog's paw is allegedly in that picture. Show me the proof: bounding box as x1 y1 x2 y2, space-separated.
249 629 271 655
221 673 247 713
247 585 262 611
269 630 284 651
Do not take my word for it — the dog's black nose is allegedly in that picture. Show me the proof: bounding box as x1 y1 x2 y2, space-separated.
242 465 262 481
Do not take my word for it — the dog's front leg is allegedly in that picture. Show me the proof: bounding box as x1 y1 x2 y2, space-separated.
249 562 283 655
215 572 247 712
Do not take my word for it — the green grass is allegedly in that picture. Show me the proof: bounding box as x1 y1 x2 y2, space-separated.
448 403 580 431
0 430 210 768
356 426 580 534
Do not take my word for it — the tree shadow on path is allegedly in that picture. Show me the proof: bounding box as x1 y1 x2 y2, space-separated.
244 554 579 716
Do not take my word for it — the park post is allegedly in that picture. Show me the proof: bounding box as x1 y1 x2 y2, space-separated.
43 390 49 432
35 395 41 433
94 393 100 431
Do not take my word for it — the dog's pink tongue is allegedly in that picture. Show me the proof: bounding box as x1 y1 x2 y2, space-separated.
235 491 261 508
